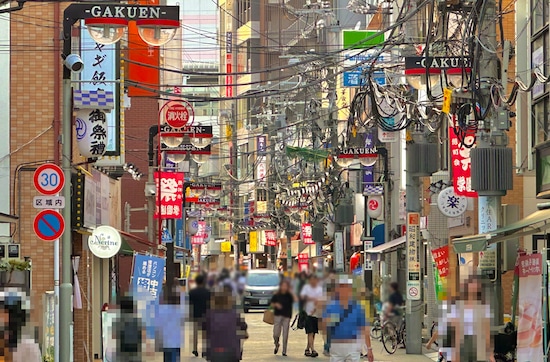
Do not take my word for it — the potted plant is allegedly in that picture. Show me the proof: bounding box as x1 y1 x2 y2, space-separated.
0 258 31 285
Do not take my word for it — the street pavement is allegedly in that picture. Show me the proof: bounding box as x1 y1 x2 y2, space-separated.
180 311 438 362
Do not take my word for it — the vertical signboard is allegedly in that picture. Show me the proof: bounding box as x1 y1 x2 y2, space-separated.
478 197 497 271
80 26 118 155
256 136 267 187
127 0 160 96
334 231 345 272
225 32 233 97
132 254 166 302
154 172 184 219
364 240 373 270
301 223 314 245
449 125 477 197
406 213 421 301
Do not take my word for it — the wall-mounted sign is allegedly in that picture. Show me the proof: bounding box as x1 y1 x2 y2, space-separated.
449 125 477 197
75 109 108 158
88 225 122 258
405 56 472 70
162 100 194 129
154 172 184 219
302 223 314 245
437 187 468 218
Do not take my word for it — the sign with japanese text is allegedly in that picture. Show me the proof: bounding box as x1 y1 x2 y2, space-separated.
449 126 477 197
364 240 373 270
257 135 267 154
431 245 449 278
517 253 543 362
407 213 421 280
75 109 108 158
132 254 165 302
196 221 207 238
301 223 314 245
191 235 204 245
225 33 233 98
80 25 117 154
154 172 184 219
249 231 259 253
162 100 194 129
265 230 277 246
478 196 497 270
298 253 309 272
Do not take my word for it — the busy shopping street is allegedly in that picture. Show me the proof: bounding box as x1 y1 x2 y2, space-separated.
0 0 547 360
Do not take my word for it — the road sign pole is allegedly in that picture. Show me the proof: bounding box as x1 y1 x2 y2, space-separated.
54 236 60 362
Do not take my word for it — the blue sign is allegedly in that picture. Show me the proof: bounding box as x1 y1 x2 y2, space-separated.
175 218 185 259
161 228 172 243
343 70 386 87
132 254 165 302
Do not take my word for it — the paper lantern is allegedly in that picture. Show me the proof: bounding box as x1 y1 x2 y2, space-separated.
367 195 384 219
75 109 108 158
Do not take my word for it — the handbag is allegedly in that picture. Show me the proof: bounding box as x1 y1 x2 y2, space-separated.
263 309 275 325
297 310 307 330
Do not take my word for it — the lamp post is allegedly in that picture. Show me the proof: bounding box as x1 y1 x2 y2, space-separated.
60 4 179 361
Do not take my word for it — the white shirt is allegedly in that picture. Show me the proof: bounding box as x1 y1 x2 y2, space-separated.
13 337 42 362
300 284 323 317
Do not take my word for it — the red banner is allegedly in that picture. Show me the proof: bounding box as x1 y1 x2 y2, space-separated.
302 223 314 245
431 245 450 278
154 172 184 219
298 253 309 272
191 236 204 245
449 125 477 198
265 230 277 246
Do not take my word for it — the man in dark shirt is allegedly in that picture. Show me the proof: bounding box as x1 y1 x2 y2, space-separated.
189 274 211 357
388 282 404 313
271 280 294 356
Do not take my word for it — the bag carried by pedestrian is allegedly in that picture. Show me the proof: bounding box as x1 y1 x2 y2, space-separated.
291 310 307 330
263 309 275 325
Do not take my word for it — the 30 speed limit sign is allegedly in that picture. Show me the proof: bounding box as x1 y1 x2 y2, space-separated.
33 164 65 195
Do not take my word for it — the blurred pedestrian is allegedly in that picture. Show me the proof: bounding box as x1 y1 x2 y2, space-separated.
154 292 185 362
203 286 248 362
271 279 295 356
300 274 323 357
321 270 336 356
322 275 373 362
112 295 144 362
189 274 211 358
0 288 41 362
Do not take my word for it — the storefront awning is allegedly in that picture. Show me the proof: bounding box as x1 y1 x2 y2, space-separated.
453 207 550 253
118 230 156 255
365 235 406 254
298 244 318 258
0 213 18 224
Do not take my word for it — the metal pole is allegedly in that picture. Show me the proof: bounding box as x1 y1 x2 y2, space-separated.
60 77 73 362
54 237 60 362
405 172 422 354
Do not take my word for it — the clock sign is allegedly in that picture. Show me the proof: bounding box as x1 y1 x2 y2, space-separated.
437 187 468 218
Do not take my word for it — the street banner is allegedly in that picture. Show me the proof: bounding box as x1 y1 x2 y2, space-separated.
265 230 277 246
302 223 314 245
517 253 543 362
154 172 184 219
449 125 477 197
298 253 309 272
431 245 450 277
132 254 165 302
432 262 447 301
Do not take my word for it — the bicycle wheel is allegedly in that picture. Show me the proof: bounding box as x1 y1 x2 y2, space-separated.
400 322 406 349
382 322 398 354
370 321 382 340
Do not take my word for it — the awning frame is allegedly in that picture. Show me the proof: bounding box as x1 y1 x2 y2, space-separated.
365 235 406 255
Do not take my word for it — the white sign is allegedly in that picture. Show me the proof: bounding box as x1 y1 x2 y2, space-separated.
478 196 498 270
407 280 421 301
334 231 345 272
88 225 122 259
256 156 267 183
33 196 65 209
437 187 467 218
378 126 397 143
364 240 373 270
407 213 421 273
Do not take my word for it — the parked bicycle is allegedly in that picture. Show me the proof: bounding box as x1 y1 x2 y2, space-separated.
381 310 406 354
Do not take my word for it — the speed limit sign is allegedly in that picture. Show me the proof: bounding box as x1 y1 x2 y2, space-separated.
33 164 65 195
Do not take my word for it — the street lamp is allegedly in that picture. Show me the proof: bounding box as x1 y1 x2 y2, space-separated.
60 4 180 362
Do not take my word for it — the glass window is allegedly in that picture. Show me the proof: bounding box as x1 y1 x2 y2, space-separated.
246 273 280 287
532 0 545 34
532 35 547 98
533 96 549 146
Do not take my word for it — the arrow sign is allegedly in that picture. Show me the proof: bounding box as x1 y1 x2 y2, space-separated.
34 210 65 242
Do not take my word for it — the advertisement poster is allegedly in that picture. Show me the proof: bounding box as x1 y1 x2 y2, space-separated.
517 254 543 362
154 172 184 219
432 262 447 301
132 254 166 302
431 245 450 277
449 125 477 197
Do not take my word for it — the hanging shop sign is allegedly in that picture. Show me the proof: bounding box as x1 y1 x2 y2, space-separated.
301 223 314 245
154 171 184 219
298 253 309 272
449 126 477 197
88 225 122 259
265 230 277 246
367 195 383 219
405 56 472 70
162 100 194 129
132 254 165 302
431 245 449 278
75 109 108 158
437 187 468 218
407 212 421 284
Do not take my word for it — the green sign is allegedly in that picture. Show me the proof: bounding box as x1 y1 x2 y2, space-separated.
342 30 385 49
432 262 447 301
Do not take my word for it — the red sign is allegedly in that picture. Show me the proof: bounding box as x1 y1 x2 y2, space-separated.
368 198 379 210
154 172 184 219
164 101 192 129
431 245 450 277
34 163 65 195
191 236 204 245
449 123 477 197
34 210 65 242
196 221 207 238
301 223 314 245
265 230 277 246
226 53 233 97
518 253 543 277
298 253 309 272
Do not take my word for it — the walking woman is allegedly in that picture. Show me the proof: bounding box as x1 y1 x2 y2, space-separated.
271 279 295 356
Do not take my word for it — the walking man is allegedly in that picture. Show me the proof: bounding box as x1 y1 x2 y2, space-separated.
189 274 210 357
300 274 324 357
322 275 374 362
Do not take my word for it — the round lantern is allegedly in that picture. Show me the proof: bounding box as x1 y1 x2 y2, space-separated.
75 109 108 158
367 195 384 219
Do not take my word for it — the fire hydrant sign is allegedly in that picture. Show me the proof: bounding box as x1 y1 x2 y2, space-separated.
301 223 314 245
163 100 194 129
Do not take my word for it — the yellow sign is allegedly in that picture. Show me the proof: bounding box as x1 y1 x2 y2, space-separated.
185 265 191 279
442 88 453 114
249 231 258 253
221 241 232 253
